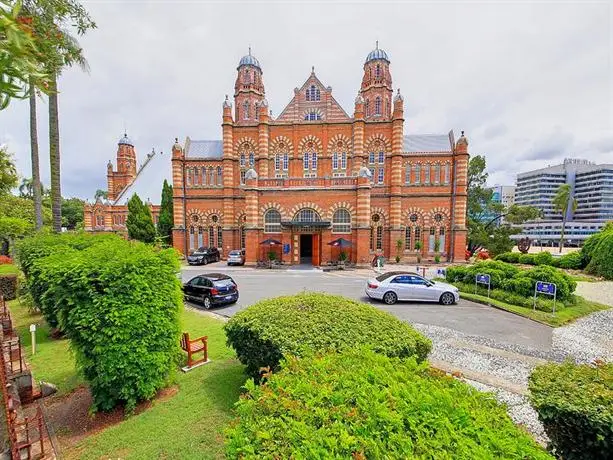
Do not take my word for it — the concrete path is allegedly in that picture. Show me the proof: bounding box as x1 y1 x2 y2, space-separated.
576 281 613 307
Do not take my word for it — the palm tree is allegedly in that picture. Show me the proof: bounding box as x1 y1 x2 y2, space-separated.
28 80 43 229
552 183 577 253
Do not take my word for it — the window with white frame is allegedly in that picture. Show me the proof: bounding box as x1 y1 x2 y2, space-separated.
240 170 246 184
369 167 375 182
444 163 450 184
405 164 411 184
303 152 310 170
370 214 383 250
375 97 381 115
201 166 207 185
378 151 384 163
404 226 411 250
332 209 351 233
369 152 375 164
274 154 281 171
375 64 381 78
304 110 321 121
243 101 249 120
217 166 222 185
194 168 199 186
341 152 347 170
295 208 321 222
424 165 430 184
283 152 289 170
434 164 441 184
209 167 215 186
249 152 255 167
240 153 246 167
414 164 421 184
264 209 281 233
377 167 384 184
332 152 338 170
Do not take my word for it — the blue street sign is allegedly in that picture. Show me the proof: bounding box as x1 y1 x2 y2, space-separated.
436 268 446 276
536 281 556 295
283 243 290 254
476 274 490 284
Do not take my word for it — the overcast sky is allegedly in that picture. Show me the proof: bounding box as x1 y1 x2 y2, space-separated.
1 1 611 199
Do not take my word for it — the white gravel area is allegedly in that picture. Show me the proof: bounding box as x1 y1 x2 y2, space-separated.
552 308 613 363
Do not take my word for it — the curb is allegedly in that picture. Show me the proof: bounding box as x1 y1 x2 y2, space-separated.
459 292 553 327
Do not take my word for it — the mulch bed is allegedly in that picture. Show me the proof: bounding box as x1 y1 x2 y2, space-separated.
43 385 178 449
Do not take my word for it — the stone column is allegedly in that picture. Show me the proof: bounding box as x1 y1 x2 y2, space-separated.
356 174 372 265
452 132 469 262
389 90 405 258
257 100 270 178
352 94 365 176
244 174 260 265
171 139 186 255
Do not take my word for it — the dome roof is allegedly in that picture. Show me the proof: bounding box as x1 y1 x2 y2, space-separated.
365 43 390 63
118 133 133 146
238 53 261 70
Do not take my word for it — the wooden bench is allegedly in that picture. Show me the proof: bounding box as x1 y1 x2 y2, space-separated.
179 332 209 372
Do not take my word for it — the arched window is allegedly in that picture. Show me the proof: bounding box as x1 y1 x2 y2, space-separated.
377 167 384 184
303 152 310 170
404 226 411 250
264 209 281 233
194 168 199 186
239 225 246 249
209 167 215 186
240 170 246 184
405 164 411 184
414 164 421 184
209 226 215 247
304 110 321 121
332 209 351 233
428 226 436 252
249 152 255 167
197 226 204 248
332 152 339 170
306 85 320 101
243 101 249 120
375 97 381 115
186 168 192 187
378 151 384 164
240 153 246 167
369 152 375 164
444 163 450 184
201 166 207 186
424 165 430 184
414 226 421 251
189 226 195 251
312 151 317 170
439 226 446 253
283 152 289 170
370 214 383 251
365 99 370 116
245 70 250 84
274 154 281 171
375 64 381 78
217 166 222 185
295 208 321 222
434 164 441 184
341 152 347 170
217 227 223 248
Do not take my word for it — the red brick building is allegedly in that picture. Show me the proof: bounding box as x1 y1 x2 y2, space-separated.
170 46 469 265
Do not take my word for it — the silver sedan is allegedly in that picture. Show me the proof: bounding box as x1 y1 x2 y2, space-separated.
365 271 459 305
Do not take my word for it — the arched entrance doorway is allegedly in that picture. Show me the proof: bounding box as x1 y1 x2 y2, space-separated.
282 208 330 266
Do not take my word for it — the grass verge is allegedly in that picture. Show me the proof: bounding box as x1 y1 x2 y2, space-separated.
458 291 608 327
0 264 19 275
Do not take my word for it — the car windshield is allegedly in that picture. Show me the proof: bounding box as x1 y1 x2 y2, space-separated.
229 251 242 256
192 248 208 255
375 272 405 282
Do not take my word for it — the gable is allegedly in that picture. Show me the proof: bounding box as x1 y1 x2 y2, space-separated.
276 72 351 123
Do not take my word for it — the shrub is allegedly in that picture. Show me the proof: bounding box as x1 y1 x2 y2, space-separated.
518 253 536 265
502 265 576 301
534 251 554 266
224 293 431 379
0 274 17 300
226 349 552 459
581 222 613 267
0 255 12 264
446 260 519 289
476 250 490 260
557 251 583 270
494 252 520 263
17 233 182 412
586 231 613 280
529 361 613 460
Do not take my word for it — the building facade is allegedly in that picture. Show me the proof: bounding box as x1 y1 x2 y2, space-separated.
514 159 613 245
169 46 469 265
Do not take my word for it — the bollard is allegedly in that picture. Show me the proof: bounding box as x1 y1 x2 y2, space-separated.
30 324 36 355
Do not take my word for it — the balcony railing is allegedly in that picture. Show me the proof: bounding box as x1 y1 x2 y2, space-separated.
256 177 358 188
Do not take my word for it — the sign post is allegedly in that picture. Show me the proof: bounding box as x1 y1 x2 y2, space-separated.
534 281 557 315
30 324 36 355
475 274 491 304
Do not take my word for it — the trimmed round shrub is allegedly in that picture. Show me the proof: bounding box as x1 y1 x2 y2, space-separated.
494 252 520 263
534 251 554 266
557 251 583 270
581 222 613 268
586 231 613 280
502 265 576 300
446 260 519 290
529 361 613 460
224 293 431 379
518 253 536 265
226 349 552 459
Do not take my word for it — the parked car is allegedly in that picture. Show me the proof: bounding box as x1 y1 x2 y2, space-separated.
183 273 239 309
187 247 220 265
365 271 459 305
227 249 245 266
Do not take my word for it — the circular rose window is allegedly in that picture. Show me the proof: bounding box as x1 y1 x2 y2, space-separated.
409 214 418 223
434 213 443 223
191 215 199 223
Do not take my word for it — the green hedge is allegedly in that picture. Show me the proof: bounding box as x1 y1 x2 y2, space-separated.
585 230 613 280
494 252 520 263
495 251 585 270
446 261 576 301
226 349 552 459
17 233 182 412
529 361 613 459
224 293 431 379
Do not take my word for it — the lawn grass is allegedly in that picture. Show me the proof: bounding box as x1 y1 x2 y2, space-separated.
459 291 608 327
65 308 245 460
9 298 84 394
0 264 19 275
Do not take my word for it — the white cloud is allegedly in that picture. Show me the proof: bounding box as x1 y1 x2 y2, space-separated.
0 1 610 198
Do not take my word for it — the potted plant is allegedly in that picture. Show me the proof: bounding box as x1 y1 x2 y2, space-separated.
338 250 347 265
395 238 403 264
267 250 276 268
434 238 441 264
415 240 422 263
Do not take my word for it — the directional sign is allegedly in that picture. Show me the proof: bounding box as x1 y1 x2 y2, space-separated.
476 274 490 284
436 268 446 276
536 281 556 295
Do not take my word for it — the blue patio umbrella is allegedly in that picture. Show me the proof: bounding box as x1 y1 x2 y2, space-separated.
327 237 353 248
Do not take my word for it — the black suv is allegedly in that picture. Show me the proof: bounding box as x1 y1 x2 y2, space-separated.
187 247 220 265
183 273 238 309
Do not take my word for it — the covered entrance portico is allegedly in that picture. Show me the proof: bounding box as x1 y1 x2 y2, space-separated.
281 208 330 266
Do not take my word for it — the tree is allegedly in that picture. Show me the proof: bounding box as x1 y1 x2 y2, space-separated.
94 188 107 200
20 0 95 232
466 155 541 257
0 145 18 194
0 0 52 109
0 216 32 254
156 180 173 246
61 196 82 229
126 193 155 243
552 183 577 253
0 193 51 224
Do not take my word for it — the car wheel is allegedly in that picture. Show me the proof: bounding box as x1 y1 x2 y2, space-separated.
383 291 398 305
203 295 212 310
203 257 208 265
440 292 455 305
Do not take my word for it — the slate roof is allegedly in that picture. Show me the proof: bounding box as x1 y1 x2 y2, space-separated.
113 150 172 206
403 134 452 153
185 139 223 159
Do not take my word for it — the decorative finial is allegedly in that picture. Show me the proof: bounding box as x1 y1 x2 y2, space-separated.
269 110 273 117
461 130 465 136
311 65 315 74
376 40 379 49
248 45 251 56
175 138 178 143
225 94 228 101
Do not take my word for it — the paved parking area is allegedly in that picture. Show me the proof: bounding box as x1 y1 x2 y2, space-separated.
181 263 552 351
